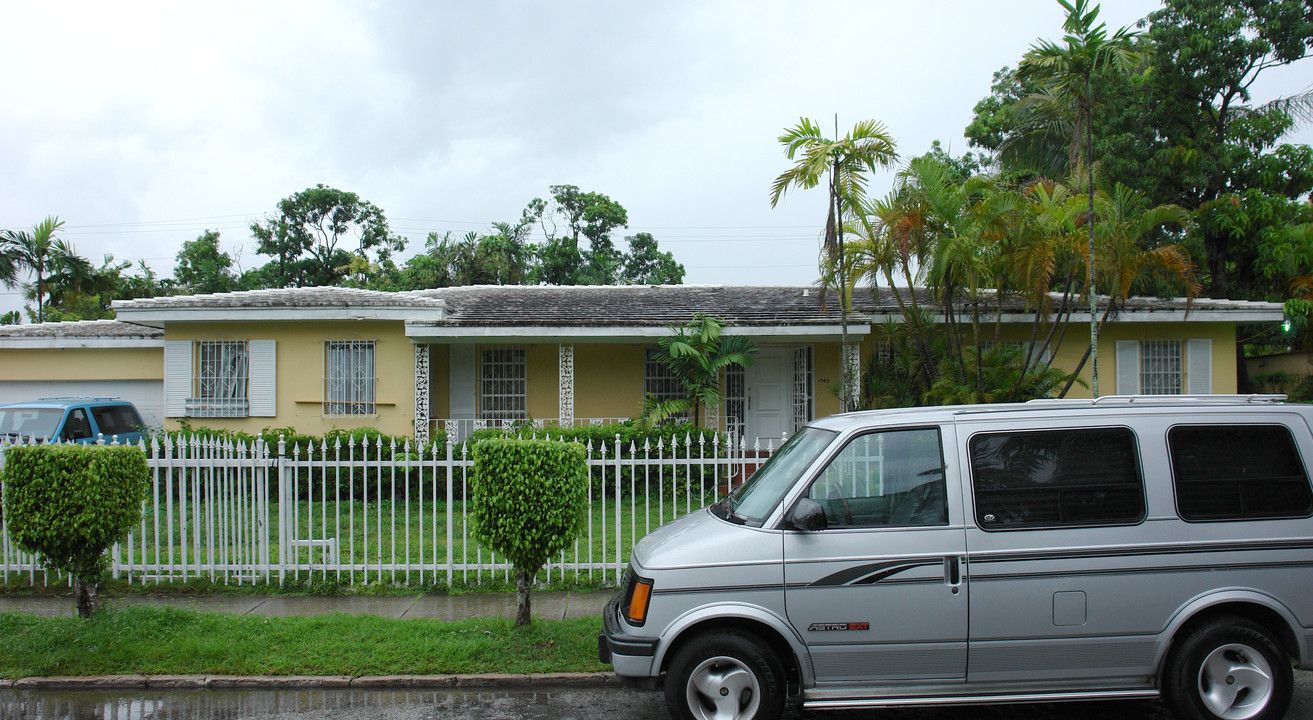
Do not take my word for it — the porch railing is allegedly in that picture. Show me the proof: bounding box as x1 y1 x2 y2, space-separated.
0 432 779 589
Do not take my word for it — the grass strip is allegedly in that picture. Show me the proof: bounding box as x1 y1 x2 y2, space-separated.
0 605 609 679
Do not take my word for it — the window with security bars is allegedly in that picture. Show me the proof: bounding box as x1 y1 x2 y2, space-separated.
191 340 248 417
726 364 745 440
324 341 376 415
480 347 527 422
1140 340 1183 394
645 348 688 420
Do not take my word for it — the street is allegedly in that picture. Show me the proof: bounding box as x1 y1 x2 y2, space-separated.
3 673 1312 720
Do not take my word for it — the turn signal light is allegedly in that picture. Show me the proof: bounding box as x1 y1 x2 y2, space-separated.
626 578 653 625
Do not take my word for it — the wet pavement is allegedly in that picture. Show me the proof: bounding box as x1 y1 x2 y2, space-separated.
0 590 611 621
3 678 1313 720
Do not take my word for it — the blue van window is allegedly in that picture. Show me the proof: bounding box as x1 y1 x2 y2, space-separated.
61 409 93 441
92 405 144 437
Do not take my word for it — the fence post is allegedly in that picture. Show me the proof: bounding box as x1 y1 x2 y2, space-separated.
614 433 622 585
276 434 287 587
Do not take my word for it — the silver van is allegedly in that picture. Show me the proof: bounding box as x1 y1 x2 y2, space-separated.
599 396 1313 720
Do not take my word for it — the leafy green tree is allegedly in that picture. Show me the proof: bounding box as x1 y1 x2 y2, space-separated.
770 117 898 409
470 439 587 627
1 216 67 323
250 185 406 288
2 445 149 617
1017 0 1143 396
643 314 758 427
621 232 685 285
528 185 630 285
174 230 238 294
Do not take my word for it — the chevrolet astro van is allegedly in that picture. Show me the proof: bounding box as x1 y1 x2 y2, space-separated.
599 396 1313 720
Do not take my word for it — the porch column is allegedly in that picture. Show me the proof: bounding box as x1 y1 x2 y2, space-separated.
414 344 430 445
843 343 861 412
559 344 574 427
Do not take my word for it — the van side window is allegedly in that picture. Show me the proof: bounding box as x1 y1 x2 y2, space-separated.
969 427 1144 530
1168 424 1313 521
806 427 946 528
91 405 143 437
60 409 93 441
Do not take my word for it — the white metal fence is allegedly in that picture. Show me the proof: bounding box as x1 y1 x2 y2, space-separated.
0 432 777 588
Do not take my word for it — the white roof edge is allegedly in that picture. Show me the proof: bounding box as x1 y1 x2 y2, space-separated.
403 324 860 341
114 307 441 324
0 337 165 349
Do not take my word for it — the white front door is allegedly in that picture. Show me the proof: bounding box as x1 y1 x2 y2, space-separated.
745 348 789 447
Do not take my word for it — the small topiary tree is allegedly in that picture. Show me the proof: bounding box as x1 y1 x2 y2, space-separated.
2 444 149 617
471 439 588 627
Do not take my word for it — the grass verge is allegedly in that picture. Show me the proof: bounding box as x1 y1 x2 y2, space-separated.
0 605 609 679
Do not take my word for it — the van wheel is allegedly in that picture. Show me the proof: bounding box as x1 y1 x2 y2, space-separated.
664 632 785 720
1163 617 1292 720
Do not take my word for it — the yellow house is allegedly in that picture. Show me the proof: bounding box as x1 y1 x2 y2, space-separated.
0 285 1283 443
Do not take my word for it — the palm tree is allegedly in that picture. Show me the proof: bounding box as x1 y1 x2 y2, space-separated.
1018 0 1142 396
0 216 66 323
771 117 897 410
642 314 758 428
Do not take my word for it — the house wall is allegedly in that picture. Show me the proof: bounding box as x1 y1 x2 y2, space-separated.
1 346 162 382
573 343 646 420
165 320 415 436
525 343 560 420
1050 320 1237 396
813 341 843 418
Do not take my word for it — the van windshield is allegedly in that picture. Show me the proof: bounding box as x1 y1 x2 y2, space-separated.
718 427 836 526
0 408 64 440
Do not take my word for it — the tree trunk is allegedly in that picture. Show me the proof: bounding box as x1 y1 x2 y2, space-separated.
74 576 98 619
515 566 533 627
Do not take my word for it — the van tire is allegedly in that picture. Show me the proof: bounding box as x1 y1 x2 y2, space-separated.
664 631 785 720
1163 616 1292 720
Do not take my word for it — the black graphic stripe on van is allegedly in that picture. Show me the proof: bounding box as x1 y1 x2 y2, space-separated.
808 559 942 587
969 538 1313 566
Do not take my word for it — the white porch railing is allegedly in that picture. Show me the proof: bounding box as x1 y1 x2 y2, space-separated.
432 417 635 443
0 432 778 588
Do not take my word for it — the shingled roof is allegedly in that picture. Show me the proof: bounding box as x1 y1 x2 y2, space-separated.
0 319 163 347
107 284 1282 331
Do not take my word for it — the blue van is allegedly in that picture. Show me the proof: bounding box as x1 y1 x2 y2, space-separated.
0 398 147 445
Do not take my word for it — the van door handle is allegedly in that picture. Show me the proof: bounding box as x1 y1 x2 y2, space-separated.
944 556 962 586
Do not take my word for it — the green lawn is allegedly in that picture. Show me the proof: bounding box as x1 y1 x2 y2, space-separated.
0 604 608 678
113 490 718 588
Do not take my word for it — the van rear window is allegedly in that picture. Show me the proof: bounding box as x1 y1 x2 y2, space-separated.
969 427 1145 530
1168 424 1313 522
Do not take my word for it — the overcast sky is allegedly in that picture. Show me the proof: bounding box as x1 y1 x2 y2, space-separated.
2 1 1310 316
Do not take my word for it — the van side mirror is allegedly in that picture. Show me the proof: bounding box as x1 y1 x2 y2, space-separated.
787 498 827 531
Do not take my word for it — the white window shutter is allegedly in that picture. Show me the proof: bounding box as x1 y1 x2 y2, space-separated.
164 341 192 417
1116 340 1141 395
249 339 277 417
1187 339 1213 395
449 345 476 419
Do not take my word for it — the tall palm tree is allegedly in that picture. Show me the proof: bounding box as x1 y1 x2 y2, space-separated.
1018 0 1142 396
770 117 897 410
0 216 66 323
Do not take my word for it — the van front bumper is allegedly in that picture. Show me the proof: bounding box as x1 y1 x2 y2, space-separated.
599 594 659 681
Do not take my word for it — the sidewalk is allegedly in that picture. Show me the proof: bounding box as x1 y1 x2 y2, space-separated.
0 591 620 691
0 590 613 622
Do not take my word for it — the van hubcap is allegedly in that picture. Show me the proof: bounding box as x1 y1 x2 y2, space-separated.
1198 643 1274 720
686 655 760 720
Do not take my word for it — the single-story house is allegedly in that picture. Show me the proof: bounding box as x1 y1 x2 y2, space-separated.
0 285 1285 445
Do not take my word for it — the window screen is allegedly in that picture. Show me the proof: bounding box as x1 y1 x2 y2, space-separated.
970 427 1145 529
1169 424 1313 521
